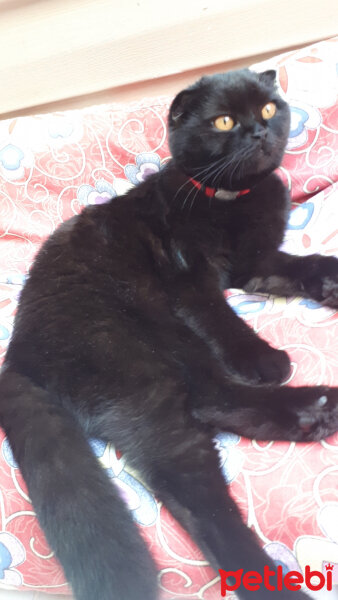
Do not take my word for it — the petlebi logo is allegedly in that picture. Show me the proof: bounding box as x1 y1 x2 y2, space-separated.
219 564 334 596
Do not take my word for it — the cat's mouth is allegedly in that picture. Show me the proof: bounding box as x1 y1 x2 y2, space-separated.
250 139 275 165
255 138 270 154
258 145 270 160
223 141 277 185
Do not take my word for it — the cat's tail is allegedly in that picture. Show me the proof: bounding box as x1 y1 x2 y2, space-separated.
0 367 158 600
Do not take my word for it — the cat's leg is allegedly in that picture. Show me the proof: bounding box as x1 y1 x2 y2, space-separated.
84 362 334 600
171 257 291 385
241 251 338 307
189 376 338 442
124 420 311 600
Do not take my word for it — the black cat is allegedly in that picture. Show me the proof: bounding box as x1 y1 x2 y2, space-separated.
0 68 337 600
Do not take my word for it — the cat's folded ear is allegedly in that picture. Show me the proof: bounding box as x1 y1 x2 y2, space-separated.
258 70 277 87
169 90 193 127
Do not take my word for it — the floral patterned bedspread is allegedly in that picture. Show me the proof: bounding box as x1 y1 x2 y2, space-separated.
0 38 337 598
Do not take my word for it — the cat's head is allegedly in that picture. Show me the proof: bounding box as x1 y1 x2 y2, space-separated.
168 69 290 190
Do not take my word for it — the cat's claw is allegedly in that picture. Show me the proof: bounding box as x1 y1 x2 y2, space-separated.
316 395 327 407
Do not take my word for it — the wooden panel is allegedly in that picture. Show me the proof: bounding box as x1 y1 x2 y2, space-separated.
0 0 337 117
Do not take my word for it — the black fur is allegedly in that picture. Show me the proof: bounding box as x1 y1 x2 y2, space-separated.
1 68 338 600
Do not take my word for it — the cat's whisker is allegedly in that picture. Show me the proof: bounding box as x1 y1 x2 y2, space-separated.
183 148 251 212
174 157 226 209
188 187 200 215
186 156 238 214
176 146 253 210
198 152 243 190
173 178 195 204
181 184 198 211
211 147 250 189
221 146 253 189
189 155 225 175
213 154 242 186
180 158 226 211
229 147 254 188
229 159 244 188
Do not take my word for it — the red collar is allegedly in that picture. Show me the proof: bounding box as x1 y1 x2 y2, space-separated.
189 177 250 199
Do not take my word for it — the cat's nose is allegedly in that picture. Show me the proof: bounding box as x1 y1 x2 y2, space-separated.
252 126 267 140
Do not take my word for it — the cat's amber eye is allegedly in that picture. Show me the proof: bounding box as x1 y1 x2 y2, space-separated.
213 115 235 131
261 102 277 120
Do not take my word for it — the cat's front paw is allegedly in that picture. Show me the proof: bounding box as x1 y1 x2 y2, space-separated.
306 256 338 307
229 343 291 384
290 387 338 441
321 274 338 307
